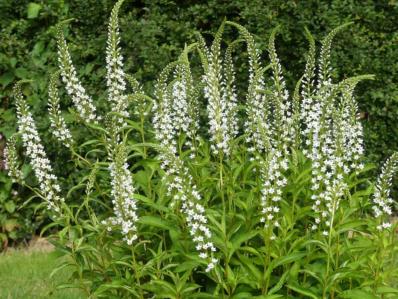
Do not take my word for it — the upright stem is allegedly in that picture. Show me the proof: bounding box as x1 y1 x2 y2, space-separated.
71 240 91 296
219 152 225 212
291 194 297 229
140 114 147 159
323 196 337 298
373 230 384 294
262 227 271 294
132 246 144 299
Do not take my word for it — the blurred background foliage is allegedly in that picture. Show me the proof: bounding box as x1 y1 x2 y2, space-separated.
0 0 397 246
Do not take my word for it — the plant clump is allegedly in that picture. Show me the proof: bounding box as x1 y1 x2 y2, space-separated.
4 0 398 298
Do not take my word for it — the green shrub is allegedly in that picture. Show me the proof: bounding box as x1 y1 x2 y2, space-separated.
1 0 397 248
5 1 398 297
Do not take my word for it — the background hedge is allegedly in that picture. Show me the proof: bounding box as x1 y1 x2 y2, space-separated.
0 0 397 244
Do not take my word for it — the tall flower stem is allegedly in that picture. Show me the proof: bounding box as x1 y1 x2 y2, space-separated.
140 113 147 159
131 246 144 299
323 194 338 298
261 227 272 294
219 152 225 212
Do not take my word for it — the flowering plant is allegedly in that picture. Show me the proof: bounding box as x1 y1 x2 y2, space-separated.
4 0 398 297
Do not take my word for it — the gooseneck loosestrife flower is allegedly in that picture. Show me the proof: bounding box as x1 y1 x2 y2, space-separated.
101 0 140 245
258 151 288 238
152 62 180 155
257 29 291 239
106 144 139 245
299 24 370 235
153 62 218 272
170 47 200 152
200 24 238 157
14 84 64 214
372 152 398 231
57 25 98 123
153 49 199 155
300 28 316 142
336 79 366 173
48 72 73 148
106 0 128 125
229 23 290 239
222 42 239 139
162 151 218 272
268 28 293 149
227 22 272 154
4 135 23 183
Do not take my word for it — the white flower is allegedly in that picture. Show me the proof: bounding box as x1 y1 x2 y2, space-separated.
372 153 398 230
106 0 129 127
300 32 366 232
48 72 73 147
56 26 98 123
14 84 64 212
153 66 217 269
202 30 238 156
258 151 288 238
105 144 139 245
153 59 199 155
4 136 23 183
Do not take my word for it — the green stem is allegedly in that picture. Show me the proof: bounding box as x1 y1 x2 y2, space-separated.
323 197 337 298
262 227 271 294
71 239 91 296
291 194 297 230
140 114 147 159
374 228 385 294
132 246 144 299
219 152 225 212
71 149 92 166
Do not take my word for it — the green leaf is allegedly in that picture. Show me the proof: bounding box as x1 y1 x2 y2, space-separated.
0 233 7 242
4 219 19 232
32 41 45 56
139 216 173 230
252 295 283 299
268 271 289 294
50 261 74 278
134 194 169 213
8 231 18 240
274 252 307 267
230 229 258 253
0 72 15 87
232 293 253 299
189 294 216 299
237 253 262 283
174 260 200 273
66 184 86 198
336 220 366 234
286 284 319 299
377 286 398 294
27 3 41 19
4 201 16 213
15 68 30 79
21 164 32 179
142 280 176 297
340 289 379 299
